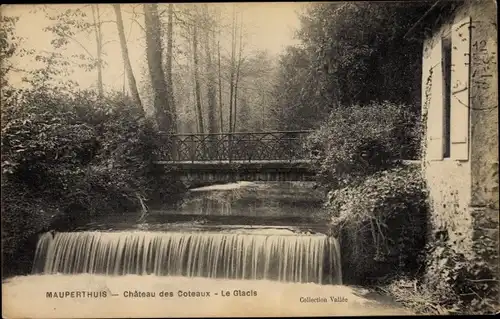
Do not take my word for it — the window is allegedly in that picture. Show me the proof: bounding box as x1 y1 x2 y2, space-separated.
427 18 470 162
442 35 452 158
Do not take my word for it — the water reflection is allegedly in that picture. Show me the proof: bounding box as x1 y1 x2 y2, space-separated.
158 181 326 218
79 181 329 233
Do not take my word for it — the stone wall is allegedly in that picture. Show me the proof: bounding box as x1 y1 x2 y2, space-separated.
467 0 499 272
422 0 498 265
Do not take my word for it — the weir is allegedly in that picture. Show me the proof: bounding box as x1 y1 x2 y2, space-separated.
32 230 342 285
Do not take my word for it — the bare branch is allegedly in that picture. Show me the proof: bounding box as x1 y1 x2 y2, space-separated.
122 4 144 16
170 9 218 33
158 8 167 17
57 31 95 59
101 39 118 48
126 11 135 42
130 17 146 33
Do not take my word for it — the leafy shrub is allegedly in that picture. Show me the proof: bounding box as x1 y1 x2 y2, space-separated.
423 233 500 315
382 237 499 315
2 88 157 204
327 165 428 284
305 101 421 188
1 88 174 277
1 181 55 270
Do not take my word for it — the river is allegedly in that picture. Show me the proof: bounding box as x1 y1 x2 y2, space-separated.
2 181 411 317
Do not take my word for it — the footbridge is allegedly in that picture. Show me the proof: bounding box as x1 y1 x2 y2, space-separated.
154 131 316 183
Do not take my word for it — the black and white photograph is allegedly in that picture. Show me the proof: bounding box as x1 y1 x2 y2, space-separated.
1 1 498 317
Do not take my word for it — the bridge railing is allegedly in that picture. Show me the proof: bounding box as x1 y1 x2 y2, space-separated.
156 130 314 163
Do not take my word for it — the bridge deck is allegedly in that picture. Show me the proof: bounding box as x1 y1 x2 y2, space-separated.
154 159 313 172
154 131 315 181
154 159 312 165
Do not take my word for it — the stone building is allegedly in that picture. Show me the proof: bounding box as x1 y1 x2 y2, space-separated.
406 0 498 277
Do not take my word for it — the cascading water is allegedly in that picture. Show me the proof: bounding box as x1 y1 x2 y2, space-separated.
32 231 342 285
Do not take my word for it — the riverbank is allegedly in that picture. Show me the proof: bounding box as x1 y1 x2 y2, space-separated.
2 274 412 317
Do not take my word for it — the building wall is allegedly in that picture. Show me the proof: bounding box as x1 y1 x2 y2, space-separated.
467 0 499 269
422 0 498 262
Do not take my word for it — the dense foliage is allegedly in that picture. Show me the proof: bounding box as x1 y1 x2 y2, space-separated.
0 16 20 88
306 101 421 189
423 231 499 314
326 165 428 284
271 1 432 130
273 3 430 286
1 88 175 276
382 231 499 315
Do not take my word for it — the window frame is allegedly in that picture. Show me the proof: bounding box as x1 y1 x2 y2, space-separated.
441 34 452 159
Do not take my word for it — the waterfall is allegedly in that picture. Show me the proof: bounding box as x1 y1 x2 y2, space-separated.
32 231 342 285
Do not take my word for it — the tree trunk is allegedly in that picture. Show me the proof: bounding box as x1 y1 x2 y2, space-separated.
217 40 224 133
113 4 142 110
91 4 103 97
192 15 204 134
166 4 177 133
204 5 217 134
228 6 236 133
144 4 173 132
232 15 243 133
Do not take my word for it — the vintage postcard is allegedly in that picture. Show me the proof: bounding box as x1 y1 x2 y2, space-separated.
1 1 498 318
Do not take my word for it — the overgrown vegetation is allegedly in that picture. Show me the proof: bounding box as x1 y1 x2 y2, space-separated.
327 166 428 283
276 5 429 284
423 235 499 314
307 100 498 314
285 2 498 316
1 88 181 277
0 13 189 278
271 2 432 130
305 102 421 189
304 100 426 283
305 100 498 314
382 236 499 315
2 3 497 315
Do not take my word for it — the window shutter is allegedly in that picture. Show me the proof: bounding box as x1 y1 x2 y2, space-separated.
450 17 471 160
427 38 444 161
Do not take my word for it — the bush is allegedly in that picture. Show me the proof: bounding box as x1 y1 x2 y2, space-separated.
305 101 421 188
327 165 428 284
2 88 157 206
381 237 500 315
1 181 54 267
422 233 500 315
1 88 174 277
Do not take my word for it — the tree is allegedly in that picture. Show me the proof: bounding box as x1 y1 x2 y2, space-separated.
42 6 109 96
0 15 20 89
90 4 103 97
230 50 276 132
165 4 176 131
308 3 430 105
272 2 432 131
228 5 236 133
217 39 224 132
113 4 142 110
192 7 204 134
203 4 217 134
232 13 243 133
144 4 174 133
270 46 322 130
